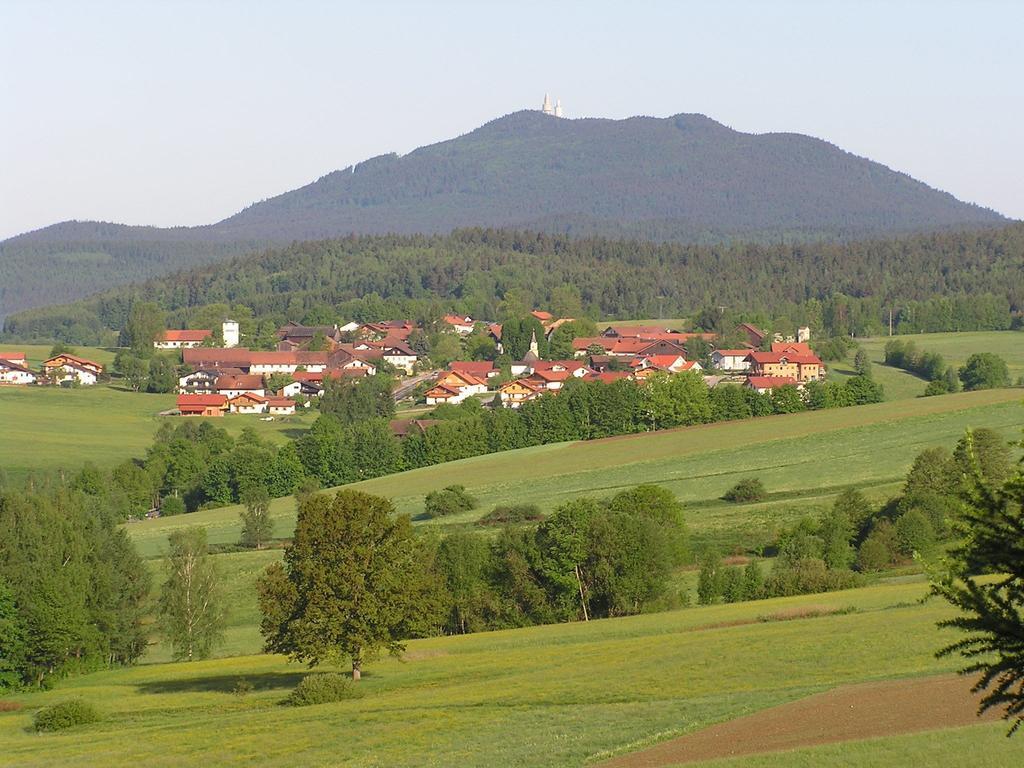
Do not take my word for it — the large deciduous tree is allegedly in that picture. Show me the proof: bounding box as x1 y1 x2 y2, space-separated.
257 489 425 680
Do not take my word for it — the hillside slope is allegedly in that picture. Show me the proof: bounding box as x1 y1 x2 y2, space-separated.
0 110 1006 318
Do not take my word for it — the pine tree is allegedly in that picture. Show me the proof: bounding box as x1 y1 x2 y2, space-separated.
933 453 1024 733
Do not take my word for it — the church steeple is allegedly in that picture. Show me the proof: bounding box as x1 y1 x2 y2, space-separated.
542 93 554 115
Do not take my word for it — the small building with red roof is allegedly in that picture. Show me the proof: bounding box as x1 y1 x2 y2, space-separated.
155 329 213 349
176 393 227 417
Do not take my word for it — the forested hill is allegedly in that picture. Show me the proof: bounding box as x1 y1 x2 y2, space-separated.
0 110 1006 319
6 224 1022 345
213 111 1004 240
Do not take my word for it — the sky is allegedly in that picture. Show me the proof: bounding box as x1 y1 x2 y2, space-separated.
2 0 1021 240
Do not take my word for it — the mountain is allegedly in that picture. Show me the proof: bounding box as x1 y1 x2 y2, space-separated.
0 110 1007 318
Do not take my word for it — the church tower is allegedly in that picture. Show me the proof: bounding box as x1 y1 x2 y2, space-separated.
554 99 563 118
541 94 555 115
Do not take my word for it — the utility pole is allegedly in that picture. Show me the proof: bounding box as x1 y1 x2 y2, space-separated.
889 308 893 337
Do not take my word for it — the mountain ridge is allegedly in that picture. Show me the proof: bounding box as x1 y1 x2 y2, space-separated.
0 109 1008 318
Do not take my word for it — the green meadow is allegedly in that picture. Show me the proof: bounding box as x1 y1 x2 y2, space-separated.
2 579 1022 767
830 330 1024 401
127 388 1024 560
0 384 313 482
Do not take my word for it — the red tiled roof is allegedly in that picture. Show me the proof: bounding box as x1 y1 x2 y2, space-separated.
161 329 212 342
771 342 813 355
747 376 798 389
216 374 264 390
266 397 295 408
229 392 268 404
748 351 822 365
176 394 227 408
183 348 253 368
44 353 103 372
449 361 496 375
713 349 753 357
443 314 474 325
0 351 26 361
531 310 554 321
591 371 631 383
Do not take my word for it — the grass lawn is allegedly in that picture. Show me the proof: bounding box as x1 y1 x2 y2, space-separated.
0 384 314 482
830 330 1024 401
127 389 1024 559
2 580 1021 767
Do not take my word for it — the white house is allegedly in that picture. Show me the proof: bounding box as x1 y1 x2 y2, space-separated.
380 343 418 375
228 392 268 414
43 354 103 386
0 358 36 385
442 314 476 336
711 349 752 372
215 374 266 399
154 330 212 349
266 397 297 416
424 370 488 405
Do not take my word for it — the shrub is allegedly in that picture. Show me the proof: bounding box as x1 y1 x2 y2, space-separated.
283 673 361 707
33 699 101 732
857 521 899 572
476 504 544 526
763 558 863 597
722 478 766 503
894 509 935 555
160 495 186 517
423 485 477 519
922 379 949 397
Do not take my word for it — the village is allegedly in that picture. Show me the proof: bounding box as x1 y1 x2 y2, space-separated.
0 310 826 419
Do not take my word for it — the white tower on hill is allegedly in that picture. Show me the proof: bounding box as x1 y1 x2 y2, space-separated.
541 94 563 117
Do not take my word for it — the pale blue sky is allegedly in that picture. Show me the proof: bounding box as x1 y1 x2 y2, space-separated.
2 0 1021 240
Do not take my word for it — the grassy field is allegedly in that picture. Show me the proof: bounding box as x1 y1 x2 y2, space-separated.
830 330 1024 401
0 384 313 481
0 343 118 368
127 388 1024 559
2 579 1022 767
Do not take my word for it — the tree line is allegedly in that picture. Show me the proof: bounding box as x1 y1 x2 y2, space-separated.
4 224 1022 344
295 372 884 491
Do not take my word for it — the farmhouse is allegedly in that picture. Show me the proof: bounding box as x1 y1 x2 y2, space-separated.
442 314 476 335
266 397 297 416
275 322 343 348
183 348 255 370
155 329 212 349
711 349 753 371
425 370 488 405
176 393 227 417
43 354 103 386
448 361 498 379
0 357 36 385
228 392 269 414
745 375 802 394
216 374 266 398
499 378 543 408
746 350 823 382
737 322 768 348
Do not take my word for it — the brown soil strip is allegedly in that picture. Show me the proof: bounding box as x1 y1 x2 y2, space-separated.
601 674 1001 767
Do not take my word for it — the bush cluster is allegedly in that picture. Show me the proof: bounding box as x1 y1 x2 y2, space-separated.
423 485 477 519
476 504 544 526
33 699 101 732
283 673 360 707
722 478 767 503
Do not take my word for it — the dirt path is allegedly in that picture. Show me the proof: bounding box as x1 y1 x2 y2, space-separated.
601 674 1001 767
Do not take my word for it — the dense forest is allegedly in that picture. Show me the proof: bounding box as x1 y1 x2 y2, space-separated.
5 224 1022 344
1 110 1006 318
